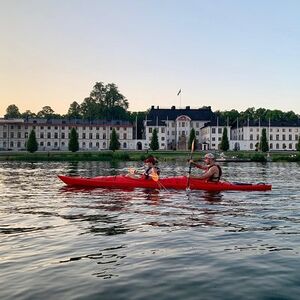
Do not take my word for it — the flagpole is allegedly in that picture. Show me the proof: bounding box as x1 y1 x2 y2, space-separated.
177 89 182 109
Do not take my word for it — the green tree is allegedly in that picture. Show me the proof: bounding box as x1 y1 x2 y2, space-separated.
259 128 269 152
188 128 196 150
297 136 300 151
80 97 99 120
37 106 55 119
21 110 36 119
150 128 159 151
220 127 229 151
5 104 21 118
67 101 82 119
109 128 120 151
26 129 38 153
68 128 79 152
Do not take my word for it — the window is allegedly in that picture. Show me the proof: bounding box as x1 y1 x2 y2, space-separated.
149 128 152 133
250 143 253 149
82 133 86 139
276 134 279 141
123 133 127 139
40 141 44 146
270 143 273 149
250 134 253 140
61 133 65 139
103 133 106 139
10 132 14 138
47 142 51 146
270 134 273 140
47 133 51 139
18 132 21 138
289 143 293 149
123 142 127 148
54 133 58 139
89 133 93 139
289 134 292 140
212 128 216 134
218 128 222 134
96 133 99 139
161 128 165 133
282 135 286 141
40 133 44 138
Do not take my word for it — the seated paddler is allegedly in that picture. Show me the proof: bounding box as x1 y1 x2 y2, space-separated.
127 155 160 180
188 153 222 182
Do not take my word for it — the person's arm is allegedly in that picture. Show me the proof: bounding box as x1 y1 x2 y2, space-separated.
189 160 207 170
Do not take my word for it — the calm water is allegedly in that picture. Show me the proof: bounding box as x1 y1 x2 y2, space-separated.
1 160 300 300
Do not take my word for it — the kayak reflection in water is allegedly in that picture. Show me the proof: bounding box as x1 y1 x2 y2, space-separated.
127 155 160 180
188 153 222 182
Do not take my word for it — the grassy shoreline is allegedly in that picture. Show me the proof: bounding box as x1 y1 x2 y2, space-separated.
0 150 299 162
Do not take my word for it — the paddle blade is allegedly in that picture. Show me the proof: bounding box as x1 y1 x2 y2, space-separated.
191 139 195 152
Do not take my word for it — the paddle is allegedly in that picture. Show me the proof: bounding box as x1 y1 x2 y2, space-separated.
186 139 195 192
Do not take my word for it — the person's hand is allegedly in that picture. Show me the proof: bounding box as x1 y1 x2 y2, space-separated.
188 159 194 164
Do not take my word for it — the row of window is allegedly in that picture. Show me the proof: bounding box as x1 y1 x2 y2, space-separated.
0 125 129 131
1 132 129 139
1 141 129 149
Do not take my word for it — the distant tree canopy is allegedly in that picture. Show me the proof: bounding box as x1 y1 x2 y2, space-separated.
3 85 300 125
5 104 21 118
215 107 299 124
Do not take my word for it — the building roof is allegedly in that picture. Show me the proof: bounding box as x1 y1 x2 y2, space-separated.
231 119 300 129
146 106 215 126
0 118 133 127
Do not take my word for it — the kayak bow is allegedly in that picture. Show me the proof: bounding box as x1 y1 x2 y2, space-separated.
58 175 272 191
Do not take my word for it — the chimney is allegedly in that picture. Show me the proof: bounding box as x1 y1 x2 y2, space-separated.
171 106 176 110
186 106 190 110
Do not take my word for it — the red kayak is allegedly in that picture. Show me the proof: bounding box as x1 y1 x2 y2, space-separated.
58 175 272 191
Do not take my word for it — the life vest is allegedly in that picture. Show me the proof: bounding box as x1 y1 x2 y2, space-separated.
143 166 160 179
207 164 222 182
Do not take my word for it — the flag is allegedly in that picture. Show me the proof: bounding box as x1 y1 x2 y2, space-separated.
177 89 181 96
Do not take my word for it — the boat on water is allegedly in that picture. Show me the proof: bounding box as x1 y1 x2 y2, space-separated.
58 175 272 191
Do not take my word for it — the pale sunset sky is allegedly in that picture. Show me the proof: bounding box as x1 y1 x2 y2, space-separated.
1 0 300 116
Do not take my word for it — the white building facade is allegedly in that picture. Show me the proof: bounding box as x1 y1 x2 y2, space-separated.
0 118 136 151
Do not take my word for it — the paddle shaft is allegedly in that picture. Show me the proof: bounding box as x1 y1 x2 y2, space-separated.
186 139 195 190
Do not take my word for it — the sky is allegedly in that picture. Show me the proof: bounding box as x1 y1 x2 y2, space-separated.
1 0 300 116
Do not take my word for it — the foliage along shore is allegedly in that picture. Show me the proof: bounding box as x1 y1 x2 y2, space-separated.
0 150 299 163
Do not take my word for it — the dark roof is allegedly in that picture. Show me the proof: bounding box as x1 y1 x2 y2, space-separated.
2 118 133 126
146 106 215 125
231 119 300 129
